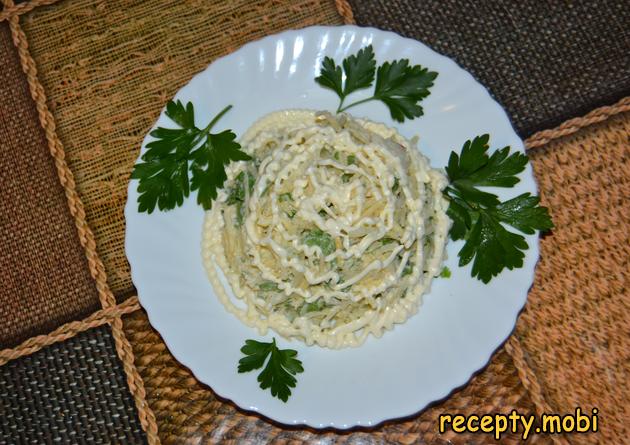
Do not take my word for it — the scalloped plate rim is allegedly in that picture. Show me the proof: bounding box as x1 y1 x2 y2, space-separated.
124 25 539 429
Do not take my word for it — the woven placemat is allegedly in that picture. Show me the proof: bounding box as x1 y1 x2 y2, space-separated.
514 111 630 443
0 21 100 349
0 326 146 444
348 0 630 137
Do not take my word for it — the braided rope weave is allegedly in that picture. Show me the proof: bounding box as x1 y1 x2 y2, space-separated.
335 0 355 24
0 0 60 22
525 96 630 149
0 297 141 366
505 338 571 445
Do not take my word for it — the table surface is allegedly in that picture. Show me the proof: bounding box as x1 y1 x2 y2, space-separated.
0 0 628 444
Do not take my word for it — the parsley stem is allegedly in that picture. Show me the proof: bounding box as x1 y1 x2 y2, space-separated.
190 104 234 150
336 96 346 113
203 104 233 133
338 96 375 113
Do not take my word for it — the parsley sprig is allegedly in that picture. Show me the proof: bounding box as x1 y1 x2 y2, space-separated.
315 45 438 122
238 338 304 402
131 100 251 213
444 135 553 283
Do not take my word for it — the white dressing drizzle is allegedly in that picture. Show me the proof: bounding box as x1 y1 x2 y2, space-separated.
202 110 450 348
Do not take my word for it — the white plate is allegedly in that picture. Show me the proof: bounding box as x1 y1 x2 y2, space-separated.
125 25 538 429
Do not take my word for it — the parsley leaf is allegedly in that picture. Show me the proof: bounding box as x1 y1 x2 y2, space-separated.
224 171 256 226
490 193 553 234
226 171 255 205
446 134 528 187
299 298 327 315
190 130 250 209
131 100 251 213
444 135 553 283
238 338 304 402
457 212 528 282
373 60 438 122
259 281 280 292
444 197 471 241
342 45 377 96
315 45 438 122
301 229 335 256
315 57 343 98
315 45 376 111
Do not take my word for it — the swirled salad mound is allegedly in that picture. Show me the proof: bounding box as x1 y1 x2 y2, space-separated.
202 110 450 348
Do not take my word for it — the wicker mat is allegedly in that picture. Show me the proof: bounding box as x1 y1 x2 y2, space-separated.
0 326 146 444
0 0 628 443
